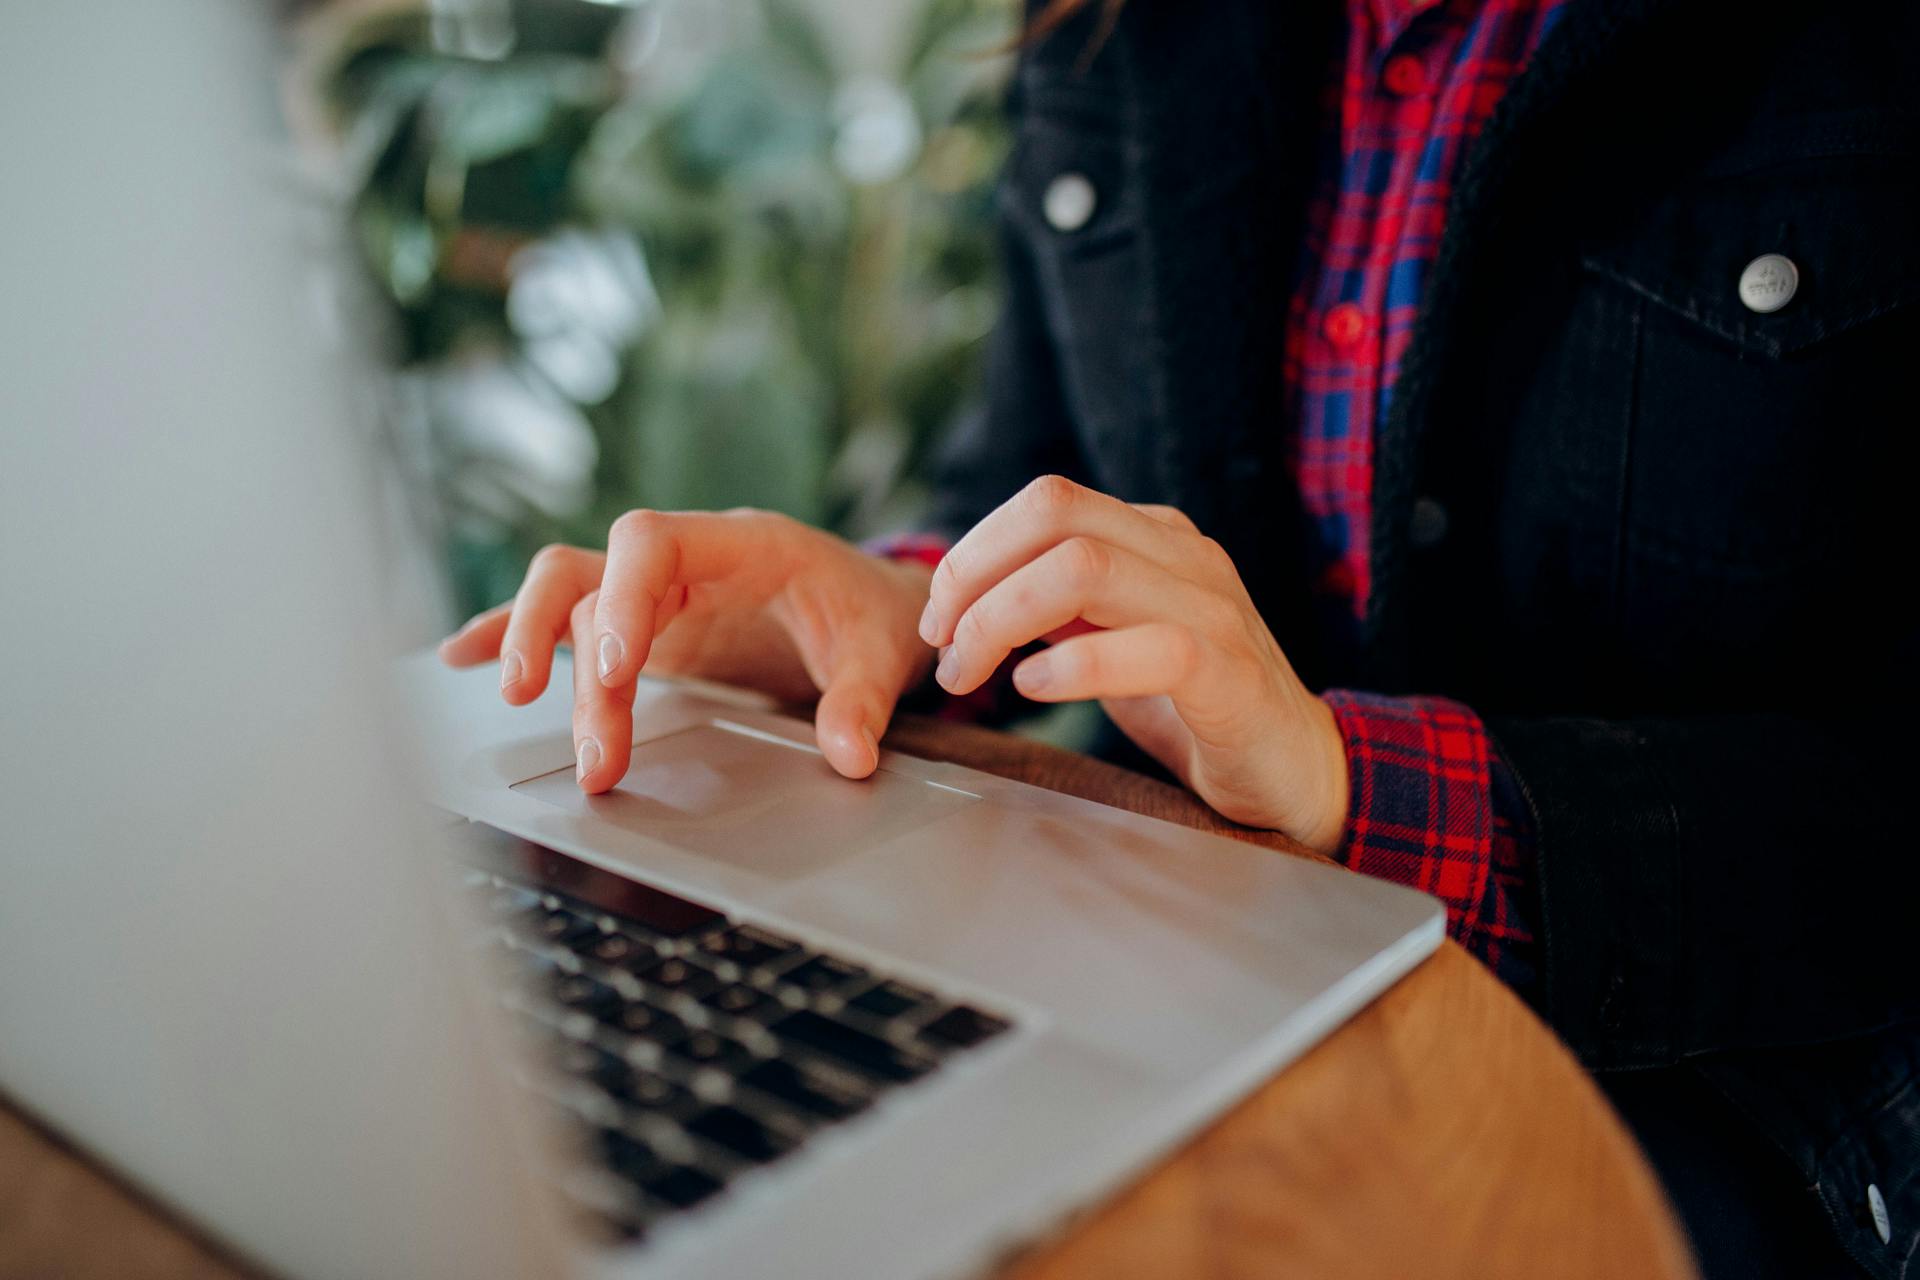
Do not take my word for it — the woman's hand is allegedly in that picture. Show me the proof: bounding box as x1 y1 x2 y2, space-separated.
920 476 1351 855
438 509 935 791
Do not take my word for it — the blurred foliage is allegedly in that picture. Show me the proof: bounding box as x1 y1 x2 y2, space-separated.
305 0 1013 614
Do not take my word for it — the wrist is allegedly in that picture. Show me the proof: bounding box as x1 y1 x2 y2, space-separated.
1296 694 1352 857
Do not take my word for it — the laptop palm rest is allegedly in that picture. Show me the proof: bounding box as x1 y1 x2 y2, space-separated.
509 721 979 881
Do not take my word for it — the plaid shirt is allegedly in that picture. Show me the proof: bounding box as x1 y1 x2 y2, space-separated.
1298 0 1566 992
895 0 1565 993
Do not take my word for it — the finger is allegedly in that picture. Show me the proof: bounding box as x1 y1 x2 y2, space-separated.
1133 503 1198 532
922 475 1204 648
438 603 512 667
592 509 776 689
811 636 910 780
570 591 635 793
498 545 605 705
938 537 1220 695
1010 622 1206 703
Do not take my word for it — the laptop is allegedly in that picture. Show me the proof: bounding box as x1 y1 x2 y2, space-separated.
0 6 1443 1279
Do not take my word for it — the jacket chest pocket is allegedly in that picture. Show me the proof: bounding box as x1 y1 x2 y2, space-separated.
1575 134 1920 576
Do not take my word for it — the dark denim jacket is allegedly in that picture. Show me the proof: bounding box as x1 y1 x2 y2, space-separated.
928 0 1920 1273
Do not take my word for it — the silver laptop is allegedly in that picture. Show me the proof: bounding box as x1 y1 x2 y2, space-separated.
0 6 1442 1279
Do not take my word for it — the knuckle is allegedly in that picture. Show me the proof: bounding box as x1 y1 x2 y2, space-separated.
930 546 965 597
1021 473 1081 523
610 507 667 545
953 603 995 652
1058 536 1111 586
528 542 575 575
1194 535 1234 573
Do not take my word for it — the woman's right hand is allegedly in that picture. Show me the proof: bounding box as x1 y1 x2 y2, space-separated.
437 509 936 792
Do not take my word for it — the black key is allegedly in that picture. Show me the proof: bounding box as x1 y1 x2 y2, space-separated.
557 1041 635 1097
584 931 655 968
596 1128 667 1184
641 1164 723 1210
666 1030 756 1075
770 1011 935 1083
631 955 720 1000
918 1005 1011 1050
549 973 622 1020
517 905 599 948
696 924 800 969
780 954 868 995
686 1106 800 1164
615 1067 698 1117
610 1000 687 1047
697 983 785 1023
847 980 937 1021
738 1058 874 1121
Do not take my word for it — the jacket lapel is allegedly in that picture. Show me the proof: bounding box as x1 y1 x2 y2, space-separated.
1364 0 1684 682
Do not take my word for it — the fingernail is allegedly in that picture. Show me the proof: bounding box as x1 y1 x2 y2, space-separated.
597 632 624 682
575 737 601 782
500 650 524 690
1013 657 1052 696
917 600 939 644
934 646 957 690
860 725 879 768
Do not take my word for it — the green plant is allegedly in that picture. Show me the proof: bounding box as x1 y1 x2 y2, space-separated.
306 0 1014 614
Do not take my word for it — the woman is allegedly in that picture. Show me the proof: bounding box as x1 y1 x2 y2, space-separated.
442 0 1920 1274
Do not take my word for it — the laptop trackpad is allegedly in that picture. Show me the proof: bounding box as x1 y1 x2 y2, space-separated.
509 721 978 882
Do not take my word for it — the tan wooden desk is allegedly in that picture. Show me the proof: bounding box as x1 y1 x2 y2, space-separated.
0 715 1696 1280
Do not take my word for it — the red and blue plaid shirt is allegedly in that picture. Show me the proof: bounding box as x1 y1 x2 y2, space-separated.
898 0 1566 993
1301 0 1566 992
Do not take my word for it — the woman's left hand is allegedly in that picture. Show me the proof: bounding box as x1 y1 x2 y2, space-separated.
919 475 1351 855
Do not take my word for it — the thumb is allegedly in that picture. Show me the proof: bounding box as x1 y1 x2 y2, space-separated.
813 638 909 779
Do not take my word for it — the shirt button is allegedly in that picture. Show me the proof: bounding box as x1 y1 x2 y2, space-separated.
1324 302 1367 352
1867 1183 1891 1245
1384 54 1430 97
1042 172 1098 233
1738 253 1798 313
1409 496 1450 549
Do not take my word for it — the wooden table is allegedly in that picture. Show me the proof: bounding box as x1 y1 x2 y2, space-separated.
0 716 1696 1280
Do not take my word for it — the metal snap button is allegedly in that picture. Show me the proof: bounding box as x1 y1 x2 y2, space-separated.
1868 1183 1891 1245
1043 172 1097 233
1738 253 1798 314
1409 496 1450 549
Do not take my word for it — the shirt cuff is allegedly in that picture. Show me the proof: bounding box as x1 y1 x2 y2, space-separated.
862 532 950 572
1323 690 1539 995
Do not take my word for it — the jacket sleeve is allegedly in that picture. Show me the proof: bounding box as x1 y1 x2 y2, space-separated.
1486 710 1920 1071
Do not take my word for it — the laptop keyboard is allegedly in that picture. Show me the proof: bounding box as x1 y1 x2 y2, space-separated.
456 828 1012 1244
